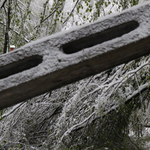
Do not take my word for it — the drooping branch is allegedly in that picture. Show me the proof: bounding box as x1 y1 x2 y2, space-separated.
59 112 95 144
58 65 150 145
1 102 25 119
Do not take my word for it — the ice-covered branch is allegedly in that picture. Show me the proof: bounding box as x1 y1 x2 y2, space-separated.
59 112 95 144
0 21 29 42
34 7 57 29
1 102 25 119
0 0 7 9
63 0 80 24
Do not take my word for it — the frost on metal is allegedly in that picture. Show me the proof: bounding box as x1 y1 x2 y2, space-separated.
0 2 150 109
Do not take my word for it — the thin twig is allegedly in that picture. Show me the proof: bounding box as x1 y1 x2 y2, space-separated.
34 7 57 29
63 0 80 24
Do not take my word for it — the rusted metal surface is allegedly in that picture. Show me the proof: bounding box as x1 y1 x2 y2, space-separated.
0 2 150 109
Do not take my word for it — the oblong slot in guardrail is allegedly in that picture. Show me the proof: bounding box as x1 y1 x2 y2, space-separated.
63 20 139 54
0 55 43 79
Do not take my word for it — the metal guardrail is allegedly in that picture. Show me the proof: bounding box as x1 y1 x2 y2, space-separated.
0 2 150 109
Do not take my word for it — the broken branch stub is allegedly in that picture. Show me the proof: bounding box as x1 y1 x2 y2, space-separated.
0 2 150 109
